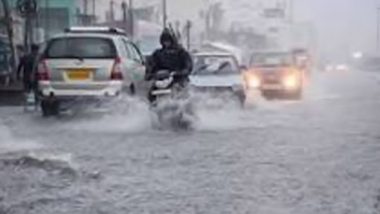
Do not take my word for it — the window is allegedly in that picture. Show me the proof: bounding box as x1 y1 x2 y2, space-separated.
193 56 239 75
117 38 129 58
122 39 143 63
45 37 117 59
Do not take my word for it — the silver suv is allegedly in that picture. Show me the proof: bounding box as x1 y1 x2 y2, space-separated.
37 27 145 116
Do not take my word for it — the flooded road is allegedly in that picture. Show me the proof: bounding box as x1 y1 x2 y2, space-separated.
1 70 380 214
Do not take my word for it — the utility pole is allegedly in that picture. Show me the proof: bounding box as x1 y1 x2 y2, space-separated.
162 0 167 28
45 0 50 40
129 0 134 40
25 1 35 53
121 1 127 33
92 0 96 17
185 20 192 50
110 0 115 22
377 7 380 52
83 0 88 16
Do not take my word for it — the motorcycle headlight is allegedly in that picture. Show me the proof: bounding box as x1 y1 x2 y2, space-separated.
155 78 172 88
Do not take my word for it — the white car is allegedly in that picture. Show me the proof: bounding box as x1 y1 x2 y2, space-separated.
37 27 146 116
190 52 246 104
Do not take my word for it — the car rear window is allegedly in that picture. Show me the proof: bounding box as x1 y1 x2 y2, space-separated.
193 56 239 75
45 37 117 59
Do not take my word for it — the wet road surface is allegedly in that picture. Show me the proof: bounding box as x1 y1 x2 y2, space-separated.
0 70 380 214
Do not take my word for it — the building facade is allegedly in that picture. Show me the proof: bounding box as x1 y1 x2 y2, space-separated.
8 0 77 42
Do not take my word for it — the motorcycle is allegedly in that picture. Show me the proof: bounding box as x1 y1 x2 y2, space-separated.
149 70 196 131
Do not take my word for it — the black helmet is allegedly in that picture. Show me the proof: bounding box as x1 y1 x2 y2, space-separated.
160 28 175 45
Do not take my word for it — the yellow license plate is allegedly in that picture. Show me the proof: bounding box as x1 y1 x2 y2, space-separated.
66 69 91 80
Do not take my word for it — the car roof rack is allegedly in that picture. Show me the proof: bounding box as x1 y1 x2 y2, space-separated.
64 27 127 35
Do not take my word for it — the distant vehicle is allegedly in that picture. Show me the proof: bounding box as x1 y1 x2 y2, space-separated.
354 56 380 72
190 52 246 104
292 48 312 77
37 27 146 116
245 51 305 99
324 63 350 73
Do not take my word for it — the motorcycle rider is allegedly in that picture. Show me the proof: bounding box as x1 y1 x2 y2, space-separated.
146 28 193 103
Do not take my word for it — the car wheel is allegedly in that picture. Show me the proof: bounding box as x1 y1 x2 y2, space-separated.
41 98 60 117
287 88 303 100
234 90 246 107
129 84 136 95
41 99 50 117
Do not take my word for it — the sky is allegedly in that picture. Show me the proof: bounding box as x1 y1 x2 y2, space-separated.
95 0 379 57
293 0 378 57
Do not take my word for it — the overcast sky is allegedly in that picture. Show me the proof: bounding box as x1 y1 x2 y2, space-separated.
294 0 378 56
96 0 378 56
168 0 377 55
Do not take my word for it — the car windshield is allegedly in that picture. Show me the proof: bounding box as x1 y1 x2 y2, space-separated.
45 37 117 59
250 52 292 67
193 55 239 75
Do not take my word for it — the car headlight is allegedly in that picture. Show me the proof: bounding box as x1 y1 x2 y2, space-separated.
325 65 334 72
246 74 261 89
336 64 348 71
283 74 300 89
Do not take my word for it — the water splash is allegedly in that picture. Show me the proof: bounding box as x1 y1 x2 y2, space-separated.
63 96 153 134
0 123 41 154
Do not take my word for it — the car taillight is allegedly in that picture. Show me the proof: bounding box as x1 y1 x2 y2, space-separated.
37 60 50 81
110 57 123 80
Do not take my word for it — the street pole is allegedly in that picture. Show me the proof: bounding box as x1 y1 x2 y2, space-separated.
162 0 167 28
110 0 115 22
377 8 380 52
92 0 96 17
83 0 88 16
121 1 127 32
129 0 134 40
45 0 49 40
185 20 192 50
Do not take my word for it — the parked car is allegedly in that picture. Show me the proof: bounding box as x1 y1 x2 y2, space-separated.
37 27 145 116
244 51 305 99
190 52 246 104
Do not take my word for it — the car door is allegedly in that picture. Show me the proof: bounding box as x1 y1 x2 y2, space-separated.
116 38 134 87
122 39 145 84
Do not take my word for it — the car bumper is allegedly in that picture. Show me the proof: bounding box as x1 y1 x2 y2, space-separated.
39 81 123 97
259 84 301 91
